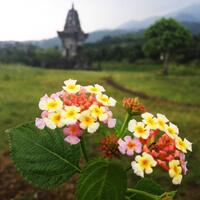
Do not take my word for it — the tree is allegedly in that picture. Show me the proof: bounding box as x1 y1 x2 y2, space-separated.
143 18 192 75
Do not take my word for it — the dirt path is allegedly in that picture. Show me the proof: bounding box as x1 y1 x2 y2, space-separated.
103 77 200 109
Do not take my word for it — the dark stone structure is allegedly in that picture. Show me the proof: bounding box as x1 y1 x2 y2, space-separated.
57 4 88 61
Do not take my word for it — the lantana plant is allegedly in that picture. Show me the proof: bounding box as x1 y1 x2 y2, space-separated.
8 79 192 200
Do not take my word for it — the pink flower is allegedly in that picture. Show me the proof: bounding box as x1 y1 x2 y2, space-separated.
35 118 45 129
64 135 80 145
118 136 142 156
108 118 116 128
38 94 49 110
63 124 83 137
50 91 63 98
103 111 116 128
177 152 188 175
41 111 48 118
63 124 83 145
41 94 49 101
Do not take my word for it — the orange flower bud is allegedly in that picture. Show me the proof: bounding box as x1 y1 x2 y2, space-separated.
123 97 146 115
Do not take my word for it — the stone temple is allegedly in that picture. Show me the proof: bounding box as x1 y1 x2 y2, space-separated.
57 4 88 59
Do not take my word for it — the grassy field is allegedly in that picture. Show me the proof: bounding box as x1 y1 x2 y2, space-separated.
0 63 200 199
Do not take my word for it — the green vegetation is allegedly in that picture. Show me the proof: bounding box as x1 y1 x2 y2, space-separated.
1 18 200 72
0 64 200 197
144 18 192 75
9 122 81 188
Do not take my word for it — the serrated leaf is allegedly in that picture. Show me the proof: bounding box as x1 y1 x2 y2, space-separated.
76 159 127 200
9 122 80 189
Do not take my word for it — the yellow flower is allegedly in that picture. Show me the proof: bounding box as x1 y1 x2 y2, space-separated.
62 106 80 125
86 84 105 94
131 152 157 177
165 122 179 139
63 79 80 94
96 94 116 107
169 160 182 185
79 110 99 133
141 112 157 130
156 113 168 131
45 112 65 129
128 119 150 139
89 105 108 121
175 137 192 153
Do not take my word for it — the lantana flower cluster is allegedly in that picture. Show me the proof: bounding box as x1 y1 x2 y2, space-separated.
35 79 116 145
118 112 192 185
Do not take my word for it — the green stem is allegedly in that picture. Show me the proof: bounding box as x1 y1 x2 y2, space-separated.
119 113 131 137
127 188 158 199
80 136 89 162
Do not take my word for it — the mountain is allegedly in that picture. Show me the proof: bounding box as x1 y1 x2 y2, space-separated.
118 3 200 31
30 37 61 48
118 16 160 31
181 21 200 35
175 3 200 21
0 38 61 49
85 29 130 43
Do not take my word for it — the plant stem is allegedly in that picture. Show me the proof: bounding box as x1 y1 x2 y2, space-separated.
119 113 131 137
127 188 158 199
80 136 89 162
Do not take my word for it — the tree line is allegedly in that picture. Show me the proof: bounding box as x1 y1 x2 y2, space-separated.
0 18 200 73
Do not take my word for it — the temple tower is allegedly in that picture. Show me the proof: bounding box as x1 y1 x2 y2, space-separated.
57 4 88 58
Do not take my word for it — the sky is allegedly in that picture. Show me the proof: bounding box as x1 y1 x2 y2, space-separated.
0 0 199 41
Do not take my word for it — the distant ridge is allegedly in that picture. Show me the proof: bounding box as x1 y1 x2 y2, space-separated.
118 3 200 30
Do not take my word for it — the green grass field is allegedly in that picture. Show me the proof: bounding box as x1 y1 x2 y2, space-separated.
0 63 200 198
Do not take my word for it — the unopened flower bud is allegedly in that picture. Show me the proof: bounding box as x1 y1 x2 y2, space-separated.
123 97 145 115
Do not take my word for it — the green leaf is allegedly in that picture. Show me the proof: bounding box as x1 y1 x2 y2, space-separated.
76 158 127 200
9 122 80 189
127 178 164 200
135 178 164 196
127 178 176 200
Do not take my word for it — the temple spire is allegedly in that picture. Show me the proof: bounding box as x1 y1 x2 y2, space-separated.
57 3 88 58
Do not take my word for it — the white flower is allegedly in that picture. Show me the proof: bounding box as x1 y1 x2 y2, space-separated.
44 112 65 129
86 84 105 94
96 94 116 107
169 160 182 185
63 79 80 94
175 137 192 153
62 106 80 125
131 152 157 177
79 110 99 133
128 119 150 139
89 105 108 121
141 112 157 130
156 113 169 131
165 122 179 139
39 96 63 112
